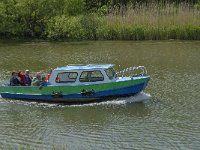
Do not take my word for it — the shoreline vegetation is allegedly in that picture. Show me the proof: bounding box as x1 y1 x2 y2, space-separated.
0 0 200 41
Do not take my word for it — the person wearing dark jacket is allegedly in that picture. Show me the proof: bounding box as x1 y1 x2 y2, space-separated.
10 72 20 86
24 70 32 86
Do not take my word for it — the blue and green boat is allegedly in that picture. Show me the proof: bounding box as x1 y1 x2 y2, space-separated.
0 64 150 103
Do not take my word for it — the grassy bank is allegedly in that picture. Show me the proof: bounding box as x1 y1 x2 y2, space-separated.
46 3 200 40
98 3 200 40
1 2 200 40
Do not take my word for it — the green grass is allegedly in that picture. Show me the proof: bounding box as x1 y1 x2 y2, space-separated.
96 3 200 40
45 3 200 40
1 2 200 40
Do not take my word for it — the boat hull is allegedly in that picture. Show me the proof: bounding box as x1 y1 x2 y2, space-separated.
0 76 150 103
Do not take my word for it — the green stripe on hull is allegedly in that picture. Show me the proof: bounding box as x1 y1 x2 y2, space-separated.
0 77 149 94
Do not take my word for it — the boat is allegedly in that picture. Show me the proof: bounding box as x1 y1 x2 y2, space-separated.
0 64 150 103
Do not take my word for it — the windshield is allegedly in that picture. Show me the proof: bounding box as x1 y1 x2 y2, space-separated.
105 68 116 80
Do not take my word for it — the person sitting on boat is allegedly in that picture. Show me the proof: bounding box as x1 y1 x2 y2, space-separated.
10 71 20 86
55 75 61 82
40 76 48 86
31 72 41 86
18 71 26 86
24 69 32 86
45 68 53 81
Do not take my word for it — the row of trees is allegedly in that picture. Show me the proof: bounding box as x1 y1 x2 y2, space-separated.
0 0 200 39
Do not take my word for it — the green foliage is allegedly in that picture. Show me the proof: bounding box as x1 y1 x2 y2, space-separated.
97 5 109 16
0 0 18 36
64 0 85 16
194 0 200 10
46 15 84 40
14 0 64 37
97 23 200 40
0 0 199 40
0 0 66 37
80 14 102 40
46 14 102 40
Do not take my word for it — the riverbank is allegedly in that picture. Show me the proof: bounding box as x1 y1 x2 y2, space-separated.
1 3 200 40
47 3 200 40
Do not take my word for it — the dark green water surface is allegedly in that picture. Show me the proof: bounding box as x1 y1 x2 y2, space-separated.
0 40 200 149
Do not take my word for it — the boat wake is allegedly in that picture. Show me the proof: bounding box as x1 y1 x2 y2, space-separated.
99 92 151 105
0 92 151 107
70 92 151 107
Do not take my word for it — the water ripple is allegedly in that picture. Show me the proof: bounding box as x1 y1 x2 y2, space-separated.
0 41 200 149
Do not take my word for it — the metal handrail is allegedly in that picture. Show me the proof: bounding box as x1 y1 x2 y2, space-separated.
116 66 148 77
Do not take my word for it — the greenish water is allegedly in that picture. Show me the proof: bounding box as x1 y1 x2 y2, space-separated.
0 40 200 149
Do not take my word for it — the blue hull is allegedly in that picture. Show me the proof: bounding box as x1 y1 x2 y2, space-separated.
0 82 147 103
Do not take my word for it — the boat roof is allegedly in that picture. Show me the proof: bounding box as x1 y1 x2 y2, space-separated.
54 64 114 71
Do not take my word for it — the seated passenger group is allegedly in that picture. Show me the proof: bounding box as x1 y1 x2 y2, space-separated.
31 72 47 86
10 70 48 86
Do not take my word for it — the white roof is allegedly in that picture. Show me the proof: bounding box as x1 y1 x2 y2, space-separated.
54 64 114 71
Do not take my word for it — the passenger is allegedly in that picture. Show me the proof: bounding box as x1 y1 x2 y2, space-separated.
40 76 48 86
10 72 20 86
31 72 41 86
56 75 61 82
24 69 32 86
18 71 26 86
45 68 53 81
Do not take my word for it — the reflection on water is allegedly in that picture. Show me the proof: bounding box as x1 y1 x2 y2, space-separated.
0 40 200 149
0 93 152 149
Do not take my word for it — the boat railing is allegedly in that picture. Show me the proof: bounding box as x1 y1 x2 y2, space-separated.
116 66 148 77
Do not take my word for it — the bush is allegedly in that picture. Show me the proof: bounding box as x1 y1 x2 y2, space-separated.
80 14 102 40
46 15 84 40
64 0 85 16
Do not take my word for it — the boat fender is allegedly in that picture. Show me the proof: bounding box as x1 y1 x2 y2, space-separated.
81 89 95 96
52 91 63 98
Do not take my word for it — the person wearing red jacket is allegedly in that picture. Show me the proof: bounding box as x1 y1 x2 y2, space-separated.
45 68 53 81
18 71 26 86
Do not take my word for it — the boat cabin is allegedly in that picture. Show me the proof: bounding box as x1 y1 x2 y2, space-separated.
48 64 117 85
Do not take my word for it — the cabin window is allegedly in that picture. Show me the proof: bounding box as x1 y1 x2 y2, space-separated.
80 70 104 82
55 72 78 83
105 68 116 80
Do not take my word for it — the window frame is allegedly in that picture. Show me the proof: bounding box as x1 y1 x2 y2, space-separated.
55 72 78 83
79 70 104 82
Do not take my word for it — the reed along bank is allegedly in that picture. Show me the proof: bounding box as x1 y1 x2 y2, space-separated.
0 0 200 40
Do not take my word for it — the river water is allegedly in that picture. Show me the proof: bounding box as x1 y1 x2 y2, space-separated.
0 40 200 149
